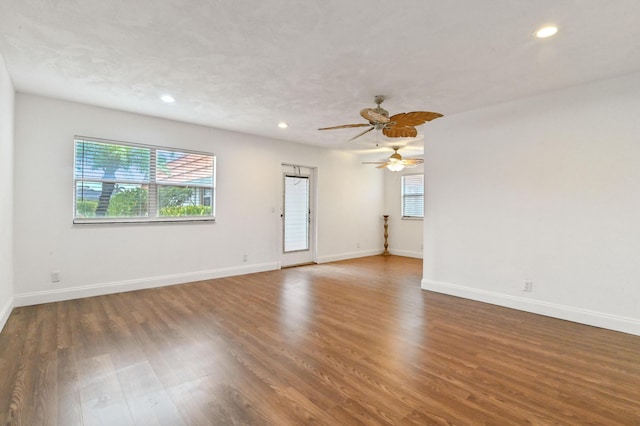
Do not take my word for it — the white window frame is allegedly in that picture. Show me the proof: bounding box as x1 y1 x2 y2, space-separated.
73 136 216 224
401 173 424 219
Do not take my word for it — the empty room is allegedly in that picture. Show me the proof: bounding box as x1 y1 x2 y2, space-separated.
1 1 639 424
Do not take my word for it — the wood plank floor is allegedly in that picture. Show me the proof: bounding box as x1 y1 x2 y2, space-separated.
1 256 639 425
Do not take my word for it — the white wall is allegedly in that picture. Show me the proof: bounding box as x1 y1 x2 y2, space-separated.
0 52 14 331
13 94 384 305
422 72 640 335
383 164 424 258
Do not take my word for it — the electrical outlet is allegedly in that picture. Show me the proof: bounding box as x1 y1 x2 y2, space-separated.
242 254 248 262
51 271 61 283
357 242 360 248
523 280 533 292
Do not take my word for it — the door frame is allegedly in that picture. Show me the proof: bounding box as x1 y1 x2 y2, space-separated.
279 163 317 267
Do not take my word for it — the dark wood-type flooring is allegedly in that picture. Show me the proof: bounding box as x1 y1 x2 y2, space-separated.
1 256 640 425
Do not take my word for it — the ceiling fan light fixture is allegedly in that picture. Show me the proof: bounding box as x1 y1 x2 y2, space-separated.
362 146 421 171
278 122 288 129
160 94 175 103
386 161 405 172
536 26 558 38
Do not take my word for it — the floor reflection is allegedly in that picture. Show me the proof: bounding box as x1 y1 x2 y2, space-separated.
278 272 314 342
382 283 426 371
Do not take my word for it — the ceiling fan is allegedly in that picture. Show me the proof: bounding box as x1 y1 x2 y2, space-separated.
362 146 423 172
318 95 443 141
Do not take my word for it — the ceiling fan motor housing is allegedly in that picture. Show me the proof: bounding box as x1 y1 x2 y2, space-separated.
373 106 389 118
373 95 389 119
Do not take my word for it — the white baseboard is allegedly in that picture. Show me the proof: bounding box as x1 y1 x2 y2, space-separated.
14 262 279 307
0 296 13 333
316 249 383 264
389 249 423 259
422 279 640 337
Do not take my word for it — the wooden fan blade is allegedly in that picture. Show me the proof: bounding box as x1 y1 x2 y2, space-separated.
361 160 390 168
348 126 374 141
389 111 443 127
402 159 424 168
360 108 390 124
318 123 371 130
382 126 418 138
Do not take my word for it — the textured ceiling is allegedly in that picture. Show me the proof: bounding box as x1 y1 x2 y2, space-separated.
1 0 640 154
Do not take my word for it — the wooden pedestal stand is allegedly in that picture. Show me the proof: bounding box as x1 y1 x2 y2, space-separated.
382 215 390 256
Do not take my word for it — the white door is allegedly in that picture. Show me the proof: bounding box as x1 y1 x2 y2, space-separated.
280 165 316 267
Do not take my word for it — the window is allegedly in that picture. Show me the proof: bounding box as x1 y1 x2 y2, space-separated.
401 174 424 219
74 136 215 223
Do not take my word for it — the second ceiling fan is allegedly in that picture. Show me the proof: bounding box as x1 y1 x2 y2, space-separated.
362 146 423 172
319 95 443 141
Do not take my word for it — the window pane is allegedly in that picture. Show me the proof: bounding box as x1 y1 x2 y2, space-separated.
156 151 213 186
75 181 148 218
75 140 150 183
158 186 213 217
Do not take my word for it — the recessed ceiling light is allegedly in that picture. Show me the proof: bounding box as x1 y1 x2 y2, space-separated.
278 122 288 129
536 26 558 38
160 95 175 103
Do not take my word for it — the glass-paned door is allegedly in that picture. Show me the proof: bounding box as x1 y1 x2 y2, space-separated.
280 165 316 267
284 175 309 252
